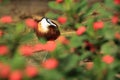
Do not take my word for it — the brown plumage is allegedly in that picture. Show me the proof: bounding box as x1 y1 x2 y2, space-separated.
34 17 60 41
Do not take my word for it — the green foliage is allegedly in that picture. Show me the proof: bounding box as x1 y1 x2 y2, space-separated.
0 0 120 80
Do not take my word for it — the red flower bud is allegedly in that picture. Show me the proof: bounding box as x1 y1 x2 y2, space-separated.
25 18 37 28
0 45 9 55
115 32 120 40
0 64 10 78
25 65 38 78
93 21 104 31
114 0 120 5
42 58 59 70
0 16 13 24
85 62 94 70
19 45 33 56
9 70 22 80
102 55 114 64
57 17 67 24
57 36 69 45
76 26 86 36
56 0 63 3
33 43 45 52
111 15 119 24
44 41 56 52
0 30 4 37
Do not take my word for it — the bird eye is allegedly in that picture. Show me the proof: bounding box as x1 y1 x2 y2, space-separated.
46 18 57 27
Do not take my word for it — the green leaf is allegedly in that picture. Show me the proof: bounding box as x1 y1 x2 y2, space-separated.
98 7 112 19
101 42 118 55
48 1 64 11
41 69 63 80
63 54 79 71
86 18 95 37
20 32 35 43
70 35 83 48
10 53 26 69
45 12 59 19
104 0 115 8
15 22 26 34
0 0 10 6
38 37 47 44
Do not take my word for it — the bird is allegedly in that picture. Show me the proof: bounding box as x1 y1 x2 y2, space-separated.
34 17 60 41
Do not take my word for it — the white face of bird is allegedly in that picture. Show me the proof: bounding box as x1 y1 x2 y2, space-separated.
38 17 57 33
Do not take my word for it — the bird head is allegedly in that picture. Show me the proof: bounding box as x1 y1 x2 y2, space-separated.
35 17 60 41
37 17 57 33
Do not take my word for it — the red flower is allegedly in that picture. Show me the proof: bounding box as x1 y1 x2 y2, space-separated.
0 45 9 55
115 32 120 40
111 15 119 24
42 58 59 69
0 30 4 37
33 43 45 52
102 55 114 64
76 26 86 36
25 18 37 28
44 41 56 52
56 0 63 3
0 16 13 24
9 70 22 80
93 21 104 31
86 62 94 70
19 45 33 56
57 17 67 24
57 36 69 45
25 65 38 78
114 0 120 5
0 64 10 78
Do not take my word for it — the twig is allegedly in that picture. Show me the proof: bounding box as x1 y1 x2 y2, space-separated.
42 52 48 62
61 31 76 36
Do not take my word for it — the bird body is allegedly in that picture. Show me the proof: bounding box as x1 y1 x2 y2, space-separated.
34 17 60 41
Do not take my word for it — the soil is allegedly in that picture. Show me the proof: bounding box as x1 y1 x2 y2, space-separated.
0 0 53 21
0 0 103 21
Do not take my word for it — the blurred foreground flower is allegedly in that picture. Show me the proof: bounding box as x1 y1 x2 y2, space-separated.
0 30 4 37
57 16 67 24
115 32 120 40
56 0 63 3
85 62 94 70
33 43 45 52
42 58 59 70
25 65 38 78
76 26 86 36
19 45 33 56
9 70 22 80
0 16 13 24
57 36 69 45
44 41 56 52
0 63 10 78
25 18 37 28
114 0 120 5
111 15 119 24
0 45 9 55
102 55 114 64
93 21 104 31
